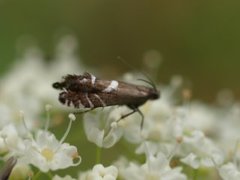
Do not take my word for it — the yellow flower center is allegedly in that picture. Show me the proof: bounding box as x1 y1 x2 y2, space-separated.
145 173 159 180
41 148 54 161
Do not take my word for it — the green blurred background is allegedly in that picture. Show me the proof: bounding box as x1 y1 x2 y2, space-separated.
0 0 240 101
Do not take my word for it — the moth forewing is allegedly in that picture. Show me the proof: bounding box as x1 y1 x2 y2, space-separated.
57 82 158 109
53 73 98 92
116 81 158 99
53 72 160 128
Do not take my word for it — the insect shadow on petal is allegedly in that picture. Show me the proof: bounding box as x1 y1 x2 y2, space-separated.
53 72 160 129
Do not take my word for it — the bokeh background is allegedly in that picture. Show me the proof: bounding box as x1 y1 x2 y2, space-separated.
1 0 240 101
1 1 240 179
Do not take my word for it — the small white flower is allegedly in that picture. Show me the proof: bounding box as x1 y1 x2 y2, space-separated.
0 124 24 153
20 130 80 172
180 130 224 168
83 107 123 148
118 152 186 180
69 113 76 121
219 163 240 180
8 112 81 172
135 141 177 161
183 102 217 133
45 104 52 112
79 164 118 180
180 153 200 169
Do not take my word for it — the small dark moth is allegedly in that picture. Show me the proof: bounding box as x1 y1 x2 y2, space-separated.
53 72 160 128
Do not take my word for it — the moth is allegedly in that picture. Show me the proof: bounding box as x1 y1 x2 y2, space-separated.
53 72 159 128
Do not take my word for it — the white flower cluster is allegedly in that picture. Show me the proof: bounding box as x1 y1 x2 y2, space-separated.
0 36 240 179
0 110 81 175
83 74 240 180
0 36 84 178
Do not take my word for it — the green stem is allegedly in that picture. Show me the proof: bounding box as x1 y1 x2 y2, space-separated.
33 171 41 180
47 171 53 179
96 146 102 164
193 169 198 180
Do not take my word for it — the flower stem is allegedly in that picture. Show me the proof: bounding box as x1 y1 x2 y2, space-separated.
59 118 73 144
47 171 53 179
96 146 102 164
193 169 198 180
33 170 41 180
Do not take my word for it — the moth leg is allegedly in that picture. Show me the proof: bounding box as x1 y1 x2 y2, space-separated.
116 108 145 129
117 109 137 121
136 108 144 130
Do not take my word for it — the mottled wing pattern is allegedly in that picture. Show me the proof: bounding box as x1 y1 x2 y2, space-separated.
58 72 119 93
54 72 159 109
59 91 105 108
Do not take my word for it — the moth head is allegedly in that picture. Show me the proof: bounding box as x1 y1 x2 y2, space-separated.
52 75 80 91
137 78 160 100
52 82 65 90
149 89 160 100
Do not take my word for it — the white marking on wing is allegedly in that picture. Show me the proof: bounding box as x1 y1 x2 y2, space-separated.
70 101 74 107
103 80 119 92
78 100 84 108
80 78 87 83
94 94 106 106
85 93 94 108
91 74 96 85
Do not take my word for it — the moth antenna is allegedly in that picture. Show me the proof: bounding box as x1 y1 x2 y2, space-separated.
116 56 138 73
116 56 158 90
137 78 157 91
